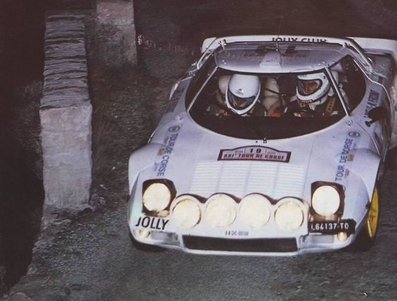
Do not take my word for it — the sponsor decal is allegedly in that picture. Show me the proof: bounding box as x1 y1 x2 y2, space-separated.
348 131 361 138
155 126 180 176
225 230 249 237
334 132 360 181
218 146 291 163
168 125 181 133
365 90 380 117
135 216 169 231
272 37 327 43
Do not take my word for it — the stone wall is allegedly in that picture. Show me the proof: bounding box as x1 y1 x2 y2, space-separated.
95 0 137 66
40 12 92 211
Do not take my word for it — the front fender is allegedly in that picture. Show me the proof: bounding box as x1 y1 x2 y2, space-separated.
128 143 161 194
351 148 381 198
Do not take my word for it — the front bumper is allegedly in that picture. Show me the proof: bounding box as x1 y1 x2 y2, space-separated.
127 184 362 256
129 224 358 256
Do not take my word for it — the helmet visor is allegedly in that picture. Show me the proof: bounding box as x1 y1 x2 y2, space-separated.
227 90 256 110
297 79 322 96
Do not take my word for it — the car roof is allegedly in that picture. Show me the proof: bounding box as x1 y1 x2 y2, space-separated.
198 35 373 74
213 42 347 73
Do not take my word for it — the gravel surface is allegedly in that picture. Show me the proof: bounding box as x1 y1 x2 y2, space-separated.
3 1 397 300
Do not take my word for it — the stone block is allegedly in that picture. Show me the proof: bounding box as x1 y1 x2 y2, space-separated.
95 0 137 66
40 104 92 211
96 24 137 66
96 0 135 26
40 12 92 211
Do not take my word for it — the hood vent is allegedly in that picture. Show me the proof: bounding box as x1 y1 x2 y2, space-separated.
190 161 305 199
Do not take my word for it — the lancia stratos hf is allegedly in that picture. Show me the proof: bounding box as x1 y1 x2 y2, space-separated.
128 35 397 255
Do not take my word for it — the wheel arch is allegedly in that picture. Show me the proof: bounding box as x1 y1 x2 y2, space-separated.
351 148 382 198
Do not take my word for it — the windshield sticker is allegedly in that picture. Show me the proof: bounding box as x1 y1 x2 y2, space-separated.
272 37 327 43
135 216 169 231
155 126 180 176
218 146 291 163
335 131 360 181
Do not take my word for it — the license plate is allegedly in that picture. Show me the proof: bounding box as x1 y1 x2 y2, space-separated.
308 219 356 234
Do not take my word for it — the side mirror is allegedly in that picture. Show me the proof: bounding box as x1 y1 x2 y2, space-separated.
365 107 388 127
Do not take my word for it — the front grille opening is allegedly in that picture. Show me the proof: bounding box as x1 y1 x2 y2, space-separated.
183 236 297 253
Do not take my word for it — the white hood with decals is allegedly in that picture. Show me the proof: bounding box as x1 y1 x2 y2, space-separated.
140 113 359 202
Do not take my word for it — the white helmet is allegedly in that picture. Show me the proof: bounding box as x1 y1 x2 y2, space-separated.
296 72 330 104
226 74 261 115
218 75 231 96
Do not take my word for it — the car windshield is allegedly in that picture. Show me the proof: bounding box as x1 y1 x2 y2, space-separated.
188 55 365 140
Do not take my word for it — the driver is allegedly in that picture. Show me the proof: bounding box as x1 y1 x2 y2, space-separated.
286 72 341 117
226 74 262 116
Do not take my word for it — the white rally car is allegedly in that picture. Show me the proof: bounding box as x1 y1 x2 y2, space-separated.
128 35 397 255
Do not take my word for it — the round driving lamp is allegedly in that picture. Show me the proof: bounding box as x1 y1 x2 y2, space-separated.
239 194 271 228
312 185 341 216
143 183 171 212
171 195 201 228
275 199 304 231
205 194 237 228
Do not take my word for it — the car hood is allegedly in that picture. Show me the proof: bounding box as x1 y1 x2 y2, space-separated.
141 115 358 201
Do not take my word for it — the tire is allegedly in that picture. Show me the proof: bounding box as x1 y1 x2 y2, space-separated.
350 186 380 252
129 231 165 252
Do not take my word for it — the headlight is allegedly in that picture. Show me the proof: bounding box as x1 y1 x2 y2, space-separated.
171 195 201 228
143 183 171 212
312 185 341 216
239 194 271 228
205 194 237 228
275 199 304 231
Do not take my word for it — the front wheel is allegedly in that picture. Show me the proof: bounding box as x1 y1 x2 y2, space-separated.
350 186 380 252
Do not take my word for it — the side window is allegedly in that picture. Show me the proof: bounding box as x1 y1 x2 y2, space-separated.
189 68 232 117
185 57 217 108
331 56 366 111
